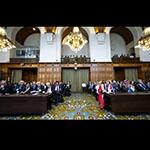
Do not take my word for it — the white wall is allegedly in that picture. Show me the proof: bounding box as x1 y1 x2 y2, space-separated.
0 50 10 63
24 33 40 47
139 48 150 62
39 33 58 62
107 27 143 45
90 33 112 62
135 48 140 57
110 33 128 57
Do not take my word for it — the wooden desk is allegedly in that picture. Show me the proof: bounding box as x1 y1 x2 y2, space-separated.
0 94 48 115
104 92 150 113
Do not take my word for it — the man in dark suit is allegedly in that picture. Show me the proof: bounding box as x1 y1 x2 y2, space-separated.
136 79 147 92
52 81 64 106
16 80 26 94
0 80 10 95
63 81 71 96
30 81 38 94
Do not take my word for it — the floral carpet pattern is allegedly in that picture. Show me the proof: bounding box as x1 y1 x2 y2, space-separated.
1 93 150 120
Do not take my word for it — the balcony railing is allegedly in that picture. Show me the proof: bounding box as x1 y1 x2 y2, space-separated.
10 47 40 63
61 56 90 63
112 55 140 63
10 47 40 59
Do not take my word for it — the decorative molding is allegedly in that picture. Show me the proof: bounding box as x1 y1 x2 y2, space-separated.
46 33 55 44
96 33 106 44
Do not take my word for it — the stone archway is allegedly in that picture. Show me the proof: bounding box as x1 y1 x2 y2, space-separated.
6 27 42 42
109 27 135 57
15 27 40 47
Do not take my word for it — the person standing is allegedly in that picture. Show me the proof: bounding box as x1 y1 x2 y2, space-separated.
81 82 87 93
97 82 105 110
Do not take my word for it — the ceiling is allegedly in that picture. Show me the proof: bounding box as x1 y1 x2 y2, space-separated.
15 27 40 45
110 27 134 45
61 27 88 42
14 27 141 45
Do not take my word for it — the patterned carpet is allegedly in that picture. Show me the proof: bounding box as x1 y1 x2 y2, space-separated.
0 93 150 120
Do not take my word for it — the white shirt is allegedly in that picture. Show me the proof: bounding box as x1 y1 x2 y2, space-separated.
82 83 87 88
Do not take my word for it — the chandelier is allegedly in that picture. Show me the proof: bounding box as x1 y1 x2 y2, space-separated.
136 27 150 50
62 27 88 53
0 27 16 52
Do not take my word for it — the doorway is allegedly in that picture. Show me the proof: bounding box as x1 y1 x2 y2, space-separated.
62 68 90 92
10 68 37 83
114 67 139 81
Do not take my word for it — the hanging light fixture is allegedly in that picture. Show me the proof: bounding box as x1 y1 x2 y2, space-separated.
0 27 16 52
136 27 150 50
62 27 88 53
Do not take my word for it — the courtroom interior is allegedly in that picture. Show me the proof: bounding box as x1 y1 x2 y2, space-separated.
0 27 150 120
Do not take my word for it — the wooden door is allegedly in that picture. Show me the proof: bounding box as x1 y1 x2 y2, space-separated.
62 68 89 92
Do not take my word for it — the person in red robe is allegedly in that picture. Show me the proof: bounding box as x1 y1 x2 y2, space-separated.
97 82 105 110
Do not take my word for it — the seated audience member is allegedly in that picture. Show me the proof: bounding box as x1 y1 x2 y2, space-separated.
30 81 38 93
116 81 121 92
122 80 129 92
59 81 64 95
20 83 31 94
146 81 150 90
45 82 52 95
30 81 44 95
136 79 147 92
118 81 123 92
16 80 26 94
127 81 135 93
7 81 15 94
105 80 113 93
101 81 105 93
0 80 10 95
36 81 44 94
45 82 53 109
41 82 47 93
112 80 119 92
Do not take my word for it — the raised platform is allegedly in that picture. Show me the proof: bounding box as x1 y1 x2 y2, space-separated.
104 92 150 113
0 94 48 115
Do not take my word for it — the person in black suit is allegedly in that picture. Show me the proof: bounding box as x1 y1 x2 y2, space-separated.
136 79 147 92
16 80 26 94
45 82 53 109
63 81 71 96
52 81 64 106
30 81 38 94
0 80 10 95
36 81 44 94
59 81 64 95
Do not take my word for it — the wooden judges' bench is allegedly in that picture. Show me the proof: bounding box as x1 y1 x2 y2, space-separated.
0 94 49 115
104 92 150 113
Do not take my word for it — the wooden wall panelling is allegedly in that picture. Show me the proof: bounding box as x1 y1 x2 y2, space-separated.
0 62 150 82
